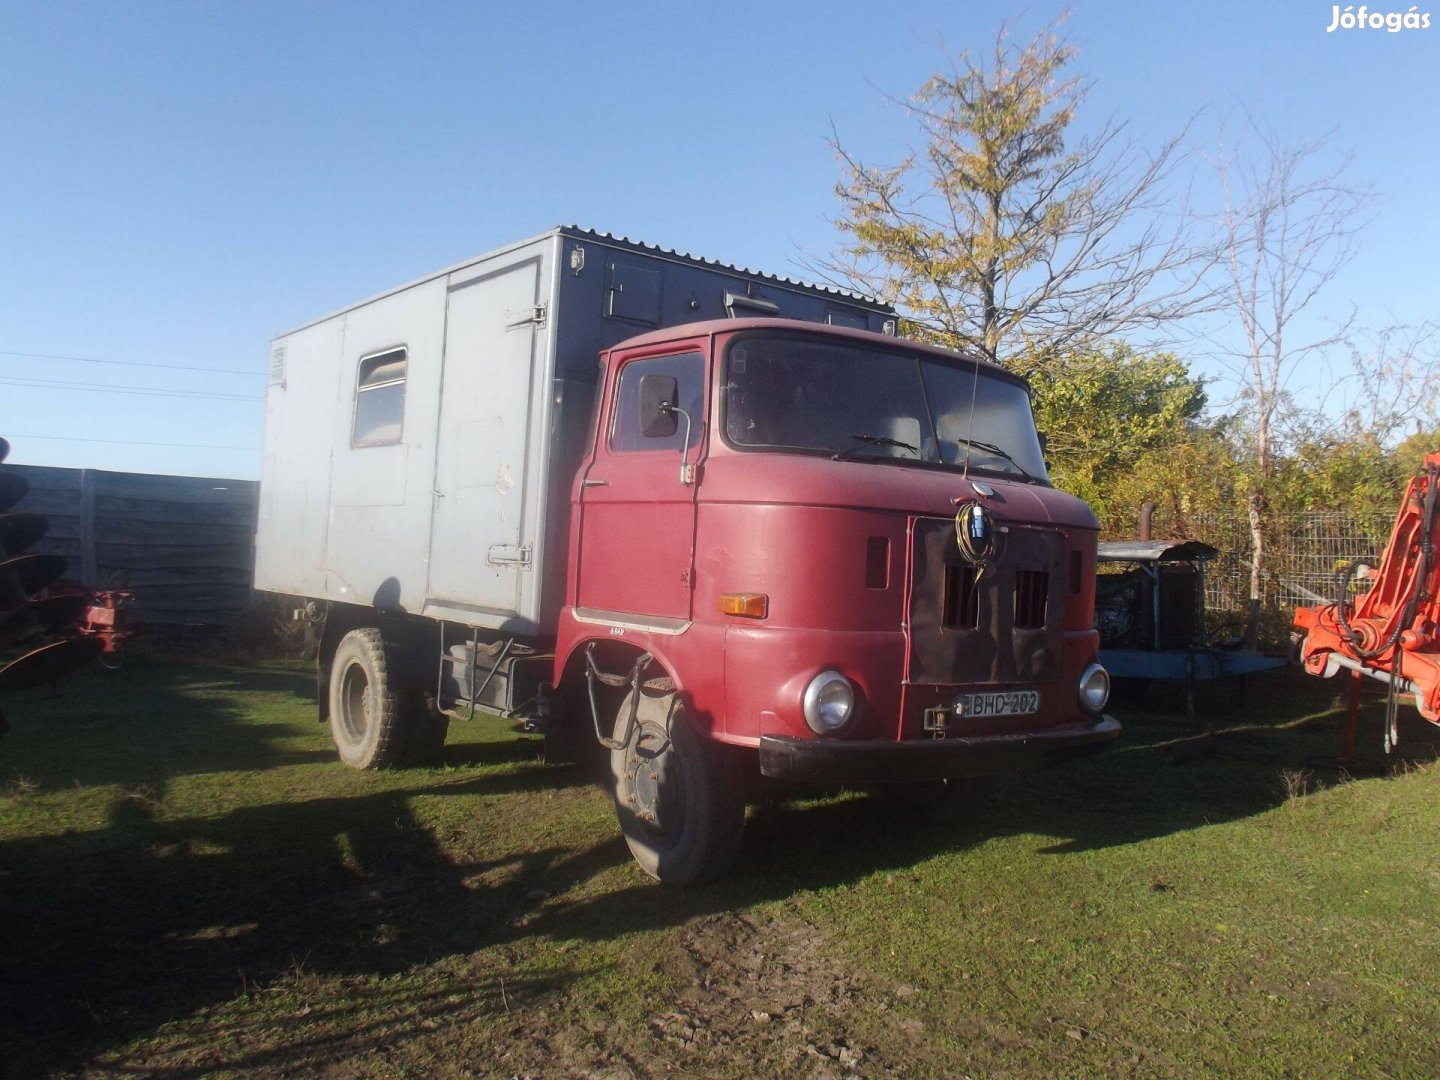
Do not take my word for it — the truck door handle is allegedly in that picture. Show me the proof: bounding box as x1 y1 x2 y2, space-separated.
582 478 608 488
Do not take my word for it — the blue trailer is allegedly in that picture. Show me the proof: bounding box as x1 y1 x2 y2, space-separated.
1095 539 1285 711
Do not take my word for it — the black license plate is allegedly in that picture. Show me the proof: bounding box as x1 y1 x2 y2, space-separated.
956 689 1040 718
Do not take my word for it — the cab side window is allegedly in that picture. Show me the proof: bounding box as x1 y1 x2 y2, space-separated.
610 352 704 453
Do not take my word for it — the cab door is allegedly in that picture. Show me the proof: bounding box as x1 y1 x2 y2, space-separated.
575 345 707 621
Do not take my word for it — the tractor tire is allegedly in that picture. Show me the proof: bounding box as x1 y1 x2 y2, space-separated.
609 687 745 885
328 628 409 769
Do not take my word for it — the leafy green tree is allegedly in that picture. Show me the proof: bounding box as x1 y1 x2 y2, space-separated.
1103 423 1243 534
823 22 1211 366
1020 340 1207 518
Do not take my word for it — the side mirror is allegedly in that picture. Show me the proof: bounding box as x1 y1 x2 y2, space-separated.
639 374 679 438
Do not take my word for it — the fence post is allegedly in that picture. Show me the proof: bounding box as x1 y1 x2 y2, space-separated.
78 469 97 587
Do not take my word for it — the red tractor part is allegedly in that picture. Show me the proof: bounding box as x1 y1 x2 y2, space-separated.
77 588 141 669
1293 453 1440 757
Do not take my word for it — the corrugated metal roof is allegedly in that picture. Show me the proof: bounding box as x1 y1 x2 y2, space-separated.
1097 540 1220 563
558 225 887 306
277 226 891 339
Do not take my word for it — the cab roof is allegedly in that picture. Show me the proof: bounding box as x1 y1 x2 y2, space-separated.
604 317 1018 383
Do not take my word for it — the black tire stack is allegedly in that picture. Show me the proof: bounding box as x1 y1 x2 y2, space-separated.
0 437 102 733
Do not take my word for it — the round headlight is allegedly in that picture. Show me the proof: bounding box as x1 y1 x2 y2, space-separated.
1079 662 1110 713
803 670 856 734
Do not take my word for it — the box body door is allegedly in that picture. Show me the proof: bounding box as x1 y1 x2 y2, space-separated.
427 256 546 616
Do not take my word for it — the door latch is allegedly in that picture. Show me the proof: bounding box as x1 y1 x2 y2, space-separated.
504 303 547 330
487 543 533 568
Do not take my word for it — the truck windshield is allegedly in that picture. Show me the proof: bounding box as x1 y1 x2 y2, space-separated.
721 334 1049 483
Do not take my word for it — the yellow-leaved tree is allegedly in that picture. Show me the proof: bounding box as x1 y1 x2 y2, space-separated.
821 21 1214 367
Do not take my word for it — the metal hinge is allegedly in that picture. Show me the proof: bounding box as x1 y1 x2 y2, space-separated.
487 543 533 568
505 303 547 330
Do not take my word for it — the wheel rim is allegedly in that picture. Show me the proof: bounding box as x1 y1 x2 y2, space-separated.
623 719 687 847
338 659 372 744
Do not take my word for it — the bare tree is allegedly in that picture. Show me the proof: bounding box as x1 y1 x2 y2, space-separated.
1213 127 1372 644
1335 321 1440 441
818 21 1215 367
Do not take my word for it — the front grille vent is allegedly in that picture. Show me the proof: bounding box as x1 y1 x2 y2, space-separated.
1014 570 1049 629
942 564 980 628
865 536 889 589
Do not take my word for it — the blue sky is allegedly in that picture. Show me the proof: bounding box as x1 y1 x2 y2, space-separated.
1 0 1435 479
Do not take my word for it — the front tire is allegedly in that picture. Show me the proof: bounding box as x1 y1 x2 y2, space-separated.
609 688 745 885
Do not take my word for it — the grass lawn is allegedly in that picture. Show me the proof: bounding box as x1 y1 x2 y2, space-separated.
1 656 1437 1078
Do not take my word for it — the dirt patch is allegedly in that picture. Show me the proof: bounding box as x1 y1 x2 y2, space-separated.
494 912 901 1079
650 912 888 1074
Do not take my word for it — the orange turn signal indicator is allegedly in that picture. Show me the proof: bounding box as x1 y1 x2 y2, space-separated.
719 592 768 619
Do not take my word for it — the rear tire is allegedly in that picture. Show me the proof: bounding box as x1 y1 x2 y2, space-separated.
400 691 450 766
329 628 408 769
609 688 745 885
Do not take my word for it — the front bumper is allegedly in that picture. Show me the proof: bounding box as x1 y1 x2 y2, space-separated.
757 714 1121 784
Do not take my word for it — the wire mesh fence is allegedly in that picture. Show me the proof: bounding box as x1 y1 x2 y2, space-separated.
1150 509 1396 615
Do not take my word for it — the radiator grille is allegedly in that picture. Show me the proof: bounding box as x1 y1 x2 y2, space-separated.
1014 570 1049 629
943 563 980 628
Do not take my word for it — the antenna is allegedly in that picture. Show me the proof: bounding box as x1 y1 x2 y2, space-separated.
960 348 984 481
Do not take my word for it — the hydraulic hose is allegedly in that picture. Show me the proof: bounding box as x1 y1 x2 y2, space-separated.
1335 463 1440 661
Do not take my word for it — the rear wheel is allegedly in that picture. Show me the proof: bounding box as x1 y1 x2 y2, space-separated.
400 690 450 766
609 688 745 885
329 628 409 769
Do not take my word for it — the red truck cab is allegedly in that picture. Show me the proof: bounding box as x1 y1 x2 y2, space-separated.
553 319 1119 883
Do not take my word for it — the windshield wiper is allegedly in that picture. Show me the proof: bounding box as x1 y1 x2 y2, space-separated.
953 436 1037 481
832 433 919 462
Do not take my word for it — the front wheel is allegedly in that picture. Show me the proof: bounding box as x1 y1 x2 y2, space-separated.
609 688 745 885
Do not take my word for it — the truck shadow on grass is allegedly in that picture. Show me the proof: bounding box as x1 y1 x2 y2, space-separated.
2 665 1435 1075
1 773 619 1075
